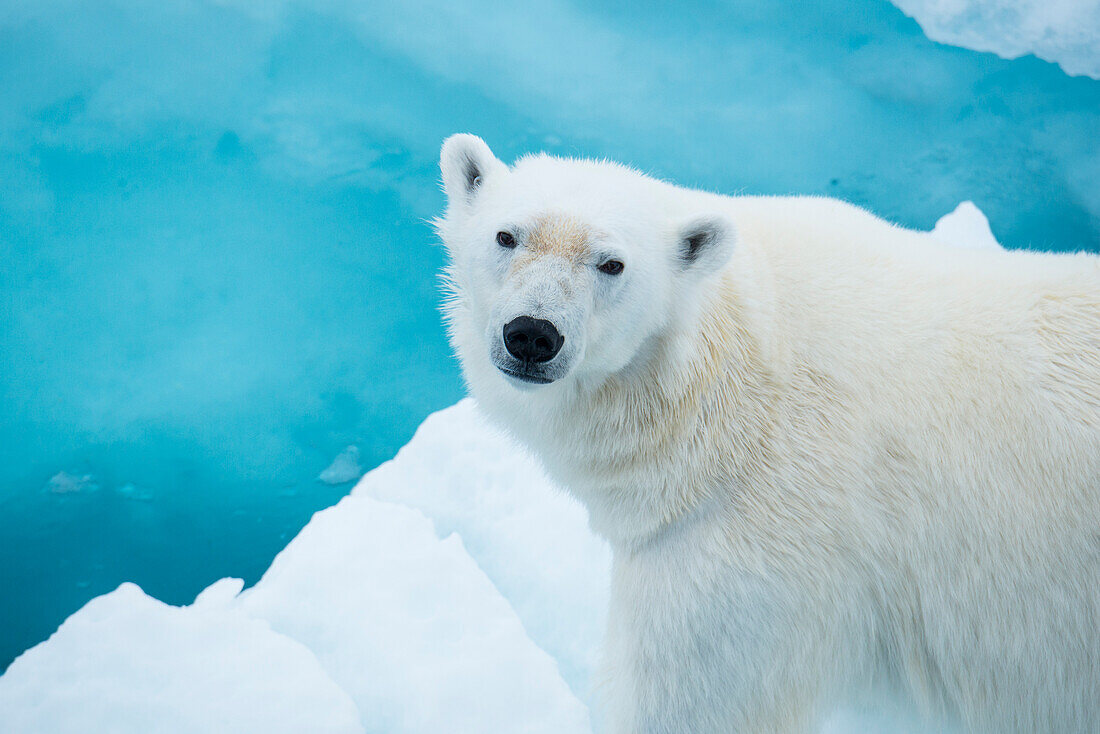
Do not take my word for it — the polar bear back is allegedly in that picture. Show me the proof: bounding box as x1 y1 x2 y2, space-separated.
708 195 1100 731
721 195 1100 446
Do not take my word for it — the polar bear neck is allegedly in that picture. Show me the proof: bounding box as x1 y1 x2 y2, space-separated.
500 268 777 549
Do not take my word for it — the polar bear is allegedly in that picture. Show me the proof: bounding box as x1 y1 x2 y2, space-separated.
435 134 1100 734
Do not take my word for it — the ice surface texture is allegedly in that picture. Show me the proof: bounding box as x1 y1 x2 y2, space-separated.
890 0 1100 79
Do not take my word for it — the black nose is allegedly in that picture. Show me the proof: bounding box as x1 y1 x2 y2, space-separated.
503 316 564 363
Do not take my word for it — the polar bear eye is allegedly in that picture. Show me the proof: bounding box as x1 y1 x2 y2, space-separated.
496 231 516 249
598 259 625 276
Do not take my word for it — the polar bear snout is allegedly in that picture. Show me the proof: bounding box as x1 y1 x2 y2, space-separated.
503 316 564 364
493 315 569 386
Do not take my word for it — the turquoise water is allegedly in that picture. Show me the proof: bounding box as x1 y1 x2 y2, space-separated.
1 0 1097 669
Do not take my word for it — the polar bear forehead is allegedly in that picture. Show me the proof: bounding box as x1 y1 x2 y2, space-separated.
487 156 673 257
524 214 593 261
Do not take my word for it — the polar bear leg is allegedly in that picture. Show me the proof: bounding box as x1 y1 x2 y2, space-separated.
602 582 831 733
604 656 820 734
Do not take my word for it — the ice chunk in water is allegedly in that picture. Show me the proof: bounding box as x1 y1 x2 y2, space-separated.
891 0 1100 78
44 472 99 495
318 445 363 485
931 201 1002 250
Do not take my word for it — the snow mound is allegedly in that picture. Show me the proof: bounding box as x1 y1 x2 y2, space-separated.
930 200 1002 250
240 494 592 734
360 399 611 703
890 0 1100 79
0 582 363 734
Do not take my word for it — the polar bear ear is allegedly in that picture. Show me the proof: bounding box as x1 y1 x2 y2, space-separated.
676 215 737 274
440 134 506 206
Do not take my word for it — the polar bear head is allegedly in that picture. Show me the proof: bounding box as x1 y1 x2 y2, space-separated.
436 134 736 398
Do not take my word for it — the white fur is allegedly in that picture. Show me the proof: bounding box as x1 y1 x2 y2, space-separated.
436 134 1100 733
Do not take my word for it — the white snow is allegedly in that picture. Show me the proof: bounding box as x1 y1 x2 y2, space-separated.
318 445 364 485
239 494 591 734
0 582 364 734
890 0 1100 79
930 200 1003 250
0 201 995 732
361 400 611 702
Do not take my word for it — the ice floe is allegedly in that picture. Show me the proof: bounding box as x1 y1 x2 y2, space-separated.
891 0 1100 78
